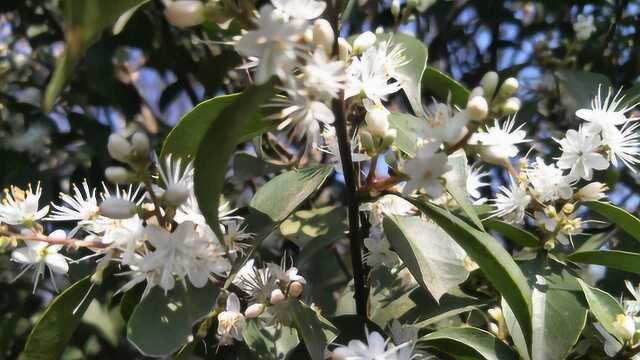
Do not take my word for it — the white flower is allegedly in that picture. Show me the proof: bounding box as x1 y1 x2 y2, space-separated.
174 192 237 227
422 101 469 144
490 177 530 224
303 49 346 99
576 86 638 135
573 14 596 41
363 231 398 268
602 122 640 172
555 128 609 180
11 235 69 292
268 261 307 285
470 116 530 161
235 5 307 84
576 182 608 201
271 0 326 20
402 142 451 197
363 99 391 137
332 329 405 360
0 184 49 227
217 293 246 345
233 259 276 302
466 163 490 205
47 181 99 236
155 154 194 206
345 40 405 102
527 157 573 203
613 313 636 340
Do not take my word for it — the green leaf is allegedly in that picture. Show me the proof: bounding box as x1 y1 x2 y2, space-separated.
623 83 640 107
383 215 470 301
22 276 97 360
194 83 274 237
378 33 429 117
127 283 219 357
233 152 286 183
421 327 516 360
555 70 611 112
422 67 470 108
162 93 277 159
445 150 484 230
502 297 530 360
577 279 625 343
44 0 147 111
483 219 539 247
250 165 334 224
531 277 587 360
584 201 640 243
388 112 427 157
112 0 150 35
397 194 533 344
568 250 640 274
243 320 299 360
288 299 337 360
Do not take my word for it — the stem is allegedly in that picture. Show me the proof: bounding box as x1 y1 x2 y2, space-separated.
141 174 166 228
329 0 368 317
5 233 107 249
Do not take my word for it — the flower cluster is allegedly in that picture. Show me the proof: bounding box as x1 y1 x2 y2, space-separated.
331 320 420 360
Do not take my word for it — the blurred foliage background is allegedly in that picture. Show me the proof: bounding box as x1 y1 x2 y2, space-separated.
2 0 640 358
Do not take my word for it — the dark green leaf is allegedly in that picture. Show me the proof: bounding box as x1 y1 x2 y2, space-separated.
22 276 96 360
396 194 533 344
422 67 470 108
483 219 539 247
568 250 640 274
555 70 610 112
289 299 337 360
162 93 277 159
127 283 219 357
194 83 273 237
584 201 640 243
577 279 625 343
243 320 299 360
421 327 516 360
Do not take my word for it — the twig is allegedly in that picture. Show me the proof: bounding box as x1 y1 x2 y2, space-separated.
329 0 368 318
6 233 107 249
141 174 166 227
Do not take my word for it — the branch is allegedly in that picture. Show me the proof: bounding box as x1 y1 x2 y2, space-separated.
6 233 107 249
329 0 368 317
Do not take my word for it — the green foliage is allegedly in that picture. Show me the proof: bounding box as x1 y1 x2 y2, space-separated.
584 201 640 243
127 283 219 357
288 299 337 360
422 67 470 107
421 327 516 360
22 276 96 360
577 279 626 343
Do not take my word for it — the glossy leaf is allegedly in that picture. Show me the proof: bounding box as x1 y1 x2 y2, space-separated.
397 194 533 344
445 150 484 230
577 279 625 342
194 83 273 237
422 67 470 108
502 297 530 360
388 112 426 157
127 283 219 357
568 250 640 274
531 277 587 360
483 219 539 247
44 0 147 111
22 276 96 360
421 327 516 360
383 214 470 301
250 164 334 224
162 93 277 159
288 299 337 360
584 201 640 243
243 320 299 360
555 70 610 112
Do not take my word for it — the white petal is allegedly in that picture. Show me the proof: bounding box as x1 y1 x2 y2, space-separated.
45 253 69 274
12 247 37 264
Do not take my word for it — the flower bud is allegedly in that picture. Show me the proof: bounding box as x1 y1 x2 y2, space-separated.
577 182 608 201
469 86 484 98
380 129 397 150
488 307 504 322
49 229 67 241
131 132 150 157
313 19 334 56
498 77 519 98
353 31 377 54
107 134 132 162
463 256 479 272
502 97 521 114
99 197 136 219
338 38 352 61
480 71 499 99
365 104 390 137
105 166 133 184
270 289 286 305
164 1 206 28
359 129 375 155
244 303 266 318
466 96 489 121
614 314 636 340
391 0 401 18
488 322 500 337
303 27 314 44
477 145 508 166
289 281 304 298
562 203 575 214
163 183 191 206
